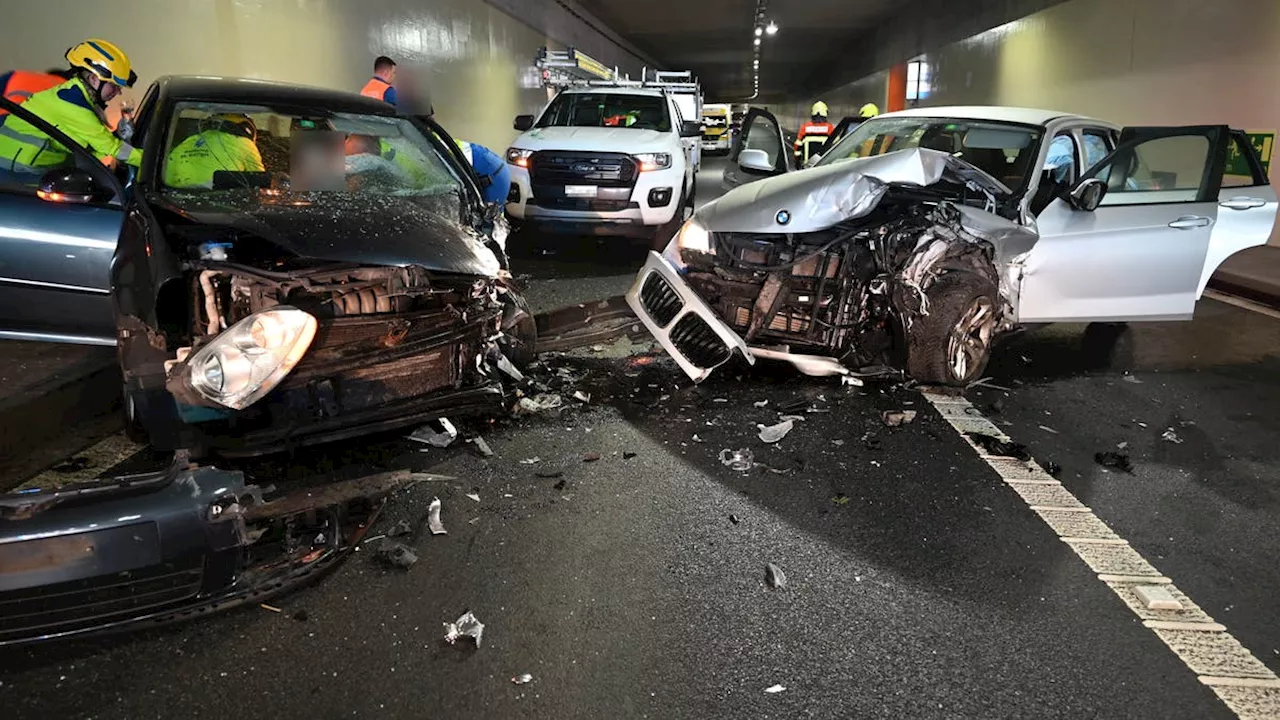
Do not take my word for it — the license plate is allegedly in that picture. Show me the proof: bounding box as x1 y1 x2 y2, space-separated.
564 185 598 198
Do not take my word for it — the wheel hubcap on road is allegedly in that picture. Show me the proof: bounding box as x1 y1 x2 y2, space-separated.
948 296 995 381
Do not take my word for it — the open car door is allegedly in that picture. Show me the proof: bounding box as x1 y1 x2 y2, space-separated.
722 107 792 191
0 96 127 345
1197 129 1278 296
1017 125 1232 323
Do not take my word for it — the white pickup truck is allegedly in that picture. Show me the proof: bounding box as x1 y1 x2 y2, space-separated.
504 85 703 248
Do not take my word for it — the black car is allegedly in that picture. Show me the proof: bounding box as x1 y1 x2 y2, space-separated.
0 76 534 456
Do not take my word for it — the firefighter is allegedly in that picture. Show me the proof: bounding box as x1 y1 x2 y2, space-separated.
164 113 264 189
794 100 835 164
859 103 880 120
0 39 140 175
360 56 398 106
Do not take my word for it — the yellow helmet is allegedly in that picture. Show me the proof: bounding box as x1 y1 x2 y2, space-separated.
859 103 880 118
209 113 257 142
65 39 137 88
811 101 829 118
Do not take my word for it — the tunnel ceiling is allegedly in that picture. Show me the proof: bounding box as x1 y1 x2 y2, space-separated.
572 0 904 101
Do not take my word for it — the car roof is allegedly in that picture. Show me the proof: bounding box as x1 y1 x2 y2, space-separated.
559 86 665 97
877 105 1107 127
155 75 396 115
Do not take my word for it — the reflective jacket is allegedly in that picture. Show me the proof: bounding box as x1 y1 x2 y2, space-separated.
360 77 397 106
794 120 835 163
0 77 141 169
0 70 63 115
164 130 264 188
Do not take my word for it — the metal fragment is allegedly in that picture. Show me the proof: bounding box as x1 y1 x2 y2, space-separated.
766 562 787 589
719 448 755 472
443 611 485 647
408 418 458 448
428 497 447 535
758 420 794 444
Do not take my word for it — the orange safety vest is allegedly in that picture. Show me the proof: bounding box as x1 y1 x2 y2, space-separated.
0 70 63 115
360 77 393 103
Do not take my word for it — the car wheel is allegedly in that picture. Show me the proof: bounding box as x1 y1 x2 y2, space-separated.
905 273 1000 386
648 183 689 251
1081 322 1134 371
500 291 538 368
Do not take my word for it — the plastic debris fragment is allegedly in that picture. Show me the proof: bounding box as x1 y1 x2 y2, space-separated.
470 437 495 457
512 674 534 685
765 562 787 589
427 497 447 535
966 432 1030 461
729 514 741 525
882 410 918 427
1038 425 1059 434
408 418 458 448
1161 428 1184 444
719 448 755 472
1122 374 1143 384
495 353 526 383
765 685 786 694
515 393 564 414
623 451 638 460
754 400 770 408
377 540 418 569
519 457 542 465
1095 451 1134 474
573 391 591 403
443 611 485 647
841 375 864 387
465 492 481 503
758 420 794 444
692 434 705 443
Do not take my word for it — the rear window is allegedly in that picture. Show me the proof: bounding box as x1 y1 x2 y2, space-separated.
537 93 671 132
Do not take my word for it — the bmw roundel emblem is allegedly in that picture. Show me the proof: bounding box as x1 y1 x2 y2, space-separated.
775 210 791 225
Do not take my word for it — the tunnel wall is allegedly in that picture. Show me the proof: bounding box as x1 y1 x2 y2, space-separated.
0 0 649 154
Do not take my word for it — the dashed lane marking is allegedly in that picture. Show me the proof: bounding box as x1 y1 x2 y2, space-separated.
18 432 146 492
922 390 1280 720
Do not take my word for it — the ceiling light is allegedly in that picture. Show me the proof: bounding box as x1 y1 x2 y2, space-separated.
755 26 763 37
766 22 778 35
753 37 761 46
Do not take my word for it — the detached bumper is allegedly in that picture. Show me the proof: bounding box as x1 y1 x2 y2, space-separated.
0 456 416 646
624 252 753 381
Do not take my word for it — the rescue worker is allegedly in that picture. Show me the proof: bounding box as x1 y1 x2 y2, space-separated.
0 68 73 115
360 56 398 106
794 101 835 165
164 113 264 189
0 39 140 175
858 103 880 120
457 139 511 205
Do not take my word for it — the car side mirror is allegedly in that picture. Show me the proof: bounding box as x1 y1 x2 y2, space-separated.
739 148 776 174
679 120 702 138
1069 177 1108 212
514 115 535 132
37 168 111 205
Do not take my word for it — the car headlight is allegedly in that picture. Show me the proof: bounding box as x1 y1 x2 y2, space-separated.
187 307 317 410
635 152 672 172
505 147 534 168
663 218 712 268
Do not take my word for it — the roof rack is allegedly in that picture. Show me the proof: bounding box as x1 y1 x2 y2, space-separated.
535 48 703 97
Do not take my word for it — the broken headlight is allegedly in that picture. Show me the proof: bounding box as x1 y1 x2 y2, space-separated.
665 218 712 269
188 307 318 409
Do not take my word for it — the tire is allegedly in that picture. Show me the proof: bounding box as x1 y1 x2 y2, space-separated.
905 273 1001 386
648 183 690 251
1081 322 1134 371
500 291 538 368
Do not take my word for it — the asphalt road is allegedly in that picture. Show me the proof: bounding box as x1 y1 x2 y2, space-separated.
2 159 1278 719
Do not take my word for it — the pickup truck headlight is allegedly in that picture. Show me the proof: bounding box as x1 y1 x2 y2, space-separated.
505 147 534 168
187 307 317 410
635 153 672 172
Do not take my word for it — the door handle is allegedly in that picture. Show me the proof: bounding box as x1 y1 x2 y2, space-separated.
1220 197 1267 210
1168 216 1211 230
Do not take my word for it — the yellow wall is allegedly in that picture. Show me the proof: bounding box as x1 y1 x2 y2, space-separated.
0 0 634 152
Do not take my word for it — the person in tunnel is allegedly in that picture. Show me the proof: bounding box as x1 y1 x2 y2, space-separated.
795 100 835 164
456 139 510 205
0 39 141 175
360 56 398 107
164 113 264 189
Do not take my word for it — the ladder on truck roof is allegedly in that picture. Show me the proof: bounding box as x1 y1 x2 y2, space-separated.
536 47 628 88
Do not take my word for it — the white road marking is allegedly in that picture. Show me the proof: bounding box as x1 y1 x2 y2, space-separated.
1204 289 1280 322
18 432 146 491
922 390 1280 720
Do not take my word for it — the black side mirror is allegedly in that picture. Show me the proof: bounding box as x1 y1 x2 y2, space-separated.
1070 178 1108 212
37 168 111 205
514 115 535 132
679 120 702 138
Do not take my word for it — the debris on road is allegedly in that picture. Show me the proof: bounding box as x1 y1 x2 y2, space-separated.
389 519 413 537
465 492 481 503
692 434 706 443
1038 425 1059 435
729 514 741 525
758 420 795 444
583 452 602 463
444 611 485 648
515 393 564 415
754 400 770 408
260 603 283 613
966 433 1030 461
720 448 756 472
1041 461 1063 478
519 457 542 465
377 540 419 569
832 494 850 505
408 418 458 448
536 470 564 479
573 391 591 403
623 451 638 460
841 375 865 387
765 562 787 589
1095 451 1134 474
512 674 534 685
832 439 845 447
765 685 787 694
1118 441 1129 450
1161 428 1185 444
1122 374 1143 384
882 410 918 427
469 437 495 457
427 497 447 535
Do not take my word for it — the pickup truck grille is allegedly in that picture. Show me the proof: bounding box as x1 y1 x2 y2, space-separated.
530 151 637 188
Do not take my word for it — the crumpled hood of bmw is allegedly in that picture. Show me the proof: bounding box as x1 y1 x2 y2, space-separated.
698 148 1013 234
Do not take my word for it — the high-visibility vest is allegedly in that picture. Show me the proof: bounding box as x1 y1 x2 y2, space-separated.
164 130 264 188
0 70 63 115
360 77 396 106
0 77 141 170
795 121 835 163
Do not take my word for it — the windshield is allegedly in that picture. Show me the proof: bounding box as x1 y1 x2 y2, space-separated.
160 102 465 206
537 93 671 131
817 117 1044 191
